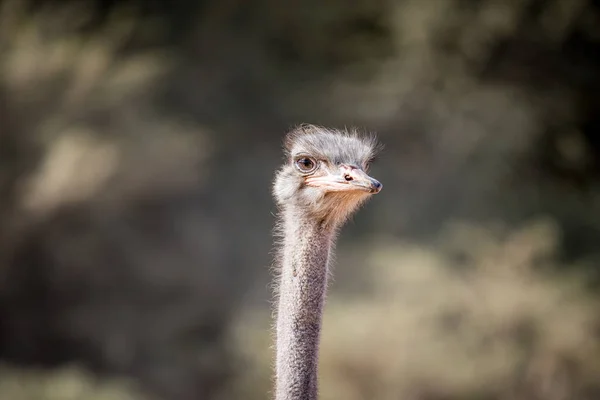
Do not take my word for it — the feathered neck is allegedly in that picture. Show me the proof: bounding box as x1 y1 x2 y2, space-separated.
273 208 335 400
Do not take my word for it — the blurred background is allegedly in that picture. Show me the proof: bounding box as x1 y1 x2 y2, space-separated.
1 0 600 399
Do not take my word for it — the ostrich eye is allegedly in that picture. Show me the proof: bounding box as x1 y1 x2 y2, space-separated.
295 157 317 173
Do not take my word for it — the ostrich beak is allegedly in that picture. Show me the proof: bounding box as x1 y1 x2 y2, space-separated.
305 165 382 194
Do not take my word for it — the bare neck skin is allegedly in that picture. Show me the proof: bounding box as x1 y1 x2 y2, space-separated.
274 207 336 400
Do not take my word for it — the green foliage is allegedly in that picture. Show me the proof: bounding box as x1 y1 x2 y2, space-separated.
0 365 147 400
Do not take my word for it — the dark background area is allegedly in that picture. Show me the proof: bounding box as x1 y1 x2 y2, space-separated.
1 0 600 399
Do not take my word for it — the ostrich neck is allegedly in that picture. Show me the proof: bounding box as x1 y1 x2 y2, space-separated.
275 209 335 400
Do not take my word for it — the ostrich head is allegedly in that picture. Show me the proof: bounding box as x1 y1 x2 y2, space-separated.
273 124 382 227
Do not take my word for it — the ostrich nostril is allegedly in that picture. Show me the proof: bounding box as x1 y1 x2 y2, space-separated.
344 174 353 181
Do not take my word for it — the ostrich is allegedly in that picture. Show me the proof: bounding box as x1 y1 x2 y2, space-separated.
272 124 383 400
